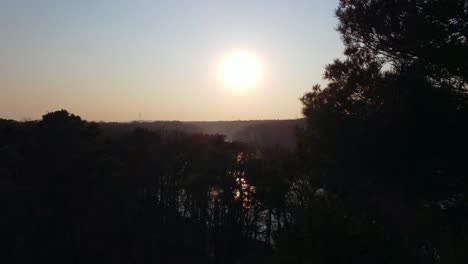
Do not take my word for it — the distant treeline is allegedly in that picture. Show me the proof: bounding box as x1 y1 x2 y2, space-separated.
99 119 305 151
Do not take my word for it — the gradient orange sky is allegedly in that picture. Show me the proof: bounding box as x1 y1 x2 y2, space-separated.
1 0 343 121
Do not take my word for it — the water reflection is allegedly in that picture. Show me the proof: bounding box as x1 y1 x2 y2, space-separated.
234 176 256 208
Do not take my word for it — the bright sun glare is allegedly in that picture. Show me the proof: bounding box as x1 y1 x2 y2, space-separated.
219 52 262 91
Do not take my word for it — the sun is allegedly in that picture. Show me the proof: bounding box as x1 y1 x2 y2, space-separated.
219 52 262 91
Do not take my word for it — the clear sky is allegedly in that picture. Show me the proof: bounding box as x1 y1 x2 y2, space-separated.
1 0 343 121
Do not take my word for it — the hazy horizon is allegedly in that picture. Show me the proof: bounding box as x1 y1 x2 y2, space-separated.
1 0 343 121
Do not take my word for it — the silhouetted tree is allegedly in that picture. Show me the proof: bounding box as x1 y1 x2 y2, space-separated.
275 0 468 263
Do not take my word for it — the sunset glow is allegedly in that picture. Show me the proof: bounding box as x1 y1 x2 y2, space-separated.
0 1 342 121
219 52 262 91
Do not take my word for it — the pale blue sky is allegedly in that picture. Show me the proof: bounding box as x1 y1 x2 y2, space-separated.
0 0 343 121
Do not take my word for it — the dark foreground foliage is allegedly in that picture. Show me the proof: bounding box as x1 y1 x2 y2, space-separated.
279 0 468 263
1 0 468 263
1 110 293 264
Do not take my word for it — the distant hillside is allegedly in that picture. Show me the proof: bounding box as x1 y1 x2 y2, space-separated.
186 120 299 138
99 119 305 150
232 119 305 151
